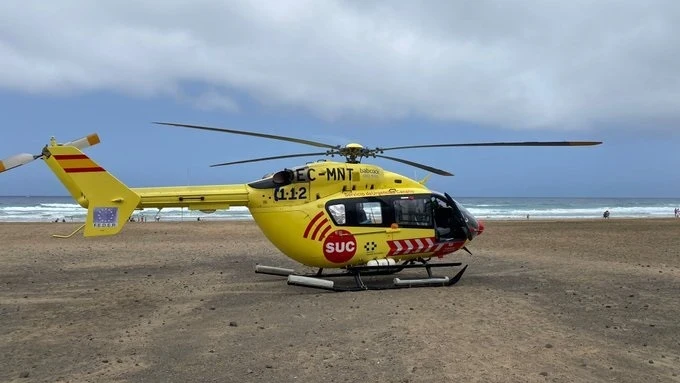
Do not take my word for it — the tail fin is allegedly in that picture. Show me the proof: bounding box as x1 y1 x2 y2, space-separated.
418 173 432 186
44 144 140 237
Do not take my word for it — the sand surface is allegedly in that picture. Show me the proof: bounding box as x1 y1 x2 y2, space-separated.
1 219 679 382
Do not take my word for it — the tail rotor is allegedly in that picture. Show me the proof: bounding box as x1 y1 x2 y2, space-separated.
0 134 100 174
0 153 40 173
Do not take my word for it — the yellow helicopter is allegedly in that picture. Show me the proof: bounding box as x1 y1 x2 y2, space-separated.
0 123 602 291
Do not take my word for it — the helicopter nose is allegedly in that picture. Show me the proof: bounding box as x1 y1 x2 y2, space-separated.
476 220 485 235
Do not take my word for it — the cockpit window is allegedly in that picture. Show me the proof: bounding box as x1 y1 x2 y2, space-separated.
327 204 346 224
356 201 382 224
326 199 385 226
393 196 432 227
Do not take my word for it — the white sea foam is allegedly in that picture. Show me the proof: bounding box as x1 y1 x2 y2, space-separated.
1 197 679 222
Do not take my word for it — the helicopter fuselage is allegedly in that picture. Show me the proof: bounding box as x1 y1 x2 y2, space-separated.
242 160 483 268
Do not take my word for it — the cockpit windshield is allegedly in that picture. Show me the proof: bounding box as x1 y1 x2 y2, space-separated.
454 200 480 235
431 192 481 240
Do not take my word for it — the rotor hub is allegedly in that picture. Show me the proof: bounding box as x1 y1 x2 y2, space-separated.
339 143 372 163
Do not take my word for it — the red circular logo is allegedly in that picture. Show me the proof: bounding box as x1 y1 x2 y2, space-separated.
322 230 357 263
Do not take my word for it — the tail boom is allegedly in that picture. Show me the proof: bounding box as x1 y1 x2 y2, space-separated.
133 185 249 211
43 144 250 236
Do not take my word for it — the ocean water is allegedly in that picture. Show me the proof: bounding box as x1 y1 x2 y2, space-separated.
1 196 679 223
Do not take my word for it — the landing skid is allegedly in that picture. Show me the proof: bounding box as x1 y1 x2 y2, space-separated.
255 259 468 292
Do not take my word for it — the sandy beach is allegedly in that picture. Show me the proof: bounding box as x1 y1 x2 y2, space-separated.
1 219 678 382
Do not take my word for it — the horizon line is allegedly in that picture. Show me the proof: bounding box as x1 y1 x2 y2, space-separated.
2 195 679 200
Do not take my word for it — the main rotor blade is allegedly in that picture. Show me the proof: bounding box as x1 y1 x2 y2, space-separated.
0 153 38 173
211 152 331 167
380 141 602 151
155 122 339 150
375 154 453 176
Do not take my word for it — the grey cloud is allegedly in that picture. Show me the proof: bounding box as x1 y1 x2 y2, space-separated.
0 0 679 130
191 91 240 112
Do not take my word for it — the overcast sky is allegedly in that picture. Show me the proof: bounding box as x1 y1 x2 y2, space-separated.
1 0 679 197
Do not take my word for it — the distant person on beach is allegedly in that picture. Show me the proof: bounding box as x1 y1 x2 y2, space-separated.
603 210 610 219
675 207 679 218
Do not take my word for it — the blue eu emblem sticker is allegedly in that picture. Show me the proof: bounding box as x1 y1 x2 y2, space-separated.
93 207 119 228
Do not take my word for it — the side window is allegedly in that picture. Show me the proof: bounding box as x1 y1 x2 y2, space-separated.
393 197 432 227
356 201 382 225
328 203 346 225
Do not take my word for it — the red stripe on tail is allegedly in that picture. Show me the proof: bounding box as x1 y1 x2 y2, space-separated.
54 154 89 160
64 167 106 173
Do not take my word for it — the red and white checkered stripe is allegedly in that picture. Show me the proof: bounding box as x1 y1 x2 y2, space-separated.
387 237 465 258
